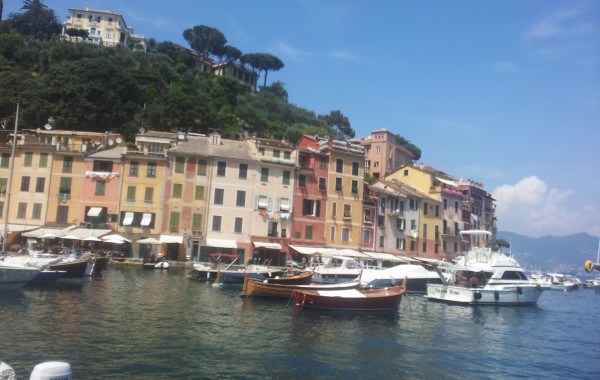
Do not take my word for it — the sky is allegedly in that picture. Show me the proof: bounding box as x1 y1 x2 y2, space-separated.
6 0 600 238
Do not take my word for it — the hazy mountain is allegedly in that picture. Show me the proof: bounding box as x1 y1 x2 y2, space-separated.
496 231 599 275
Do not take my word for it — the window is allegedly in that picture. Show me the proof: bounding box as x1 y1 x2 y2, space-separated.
126 186 136 202
236 190 246 207
343 204 351 218
342 228 350 243
95 181 105 195
175 157 185 173
214 188 224 205
258 147 265 156
423 202 428 215
352 161 359 176
365 160 370 171
364 208 373 223
443 198 448 210
149 143 162 154
129 161 139 177
17 202 27 219
336 158 343 173
320 157 327 169
319 177 326 190
56 205 68 223
397 218 406 230
172 183 183 198
93 160 113 172
435 205 440 217
260 167 269 182
257 195 269 210
217 161 226 176
0 178 6 194
379 235 385 247
144 187 153 203
351 180 359 194
330 226 336 241
423 224 428 239
146 162 156 178
335 177 343 192
238 163 248 179
454 201 459 213
20 176 30 192
362 229 371 245
273 150 280 158
282 170 290 185
376 146 381 153
1 153 9 168
234 217 243 233
63 157 73 173
169 212 180 231
35 177 45 193
32 203 42 219
422 242 427 253
0 201 4 217
197 159 207 176
24 152 33 167
279 197 290 211
192 213 202 232
305 225 313 240
302 199 320 216
195 186 205 200
59 177 71 194
299 174 306 188
267 221 278 237
212 215 222 232
284 151 291 160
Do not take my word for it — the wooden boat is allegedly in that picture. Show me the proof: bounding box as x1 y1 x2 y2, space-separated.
262 271 313 285
241 276 361 298
48 259 89 280
294 279 406 311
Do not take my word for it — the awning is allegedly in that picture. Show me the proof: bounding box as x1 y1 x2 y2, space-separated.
253 241 282 250
60 227 112 240
87 207 103 217
102 234 131 243
122 212 134 226
22 227 64 238
334 248 370 258
137 237 161 244
436 177 457 187
141 213 152 227
0 224 41 233
288 245 336 255
160 234 184 244
363 251 409 263
206 238 237 249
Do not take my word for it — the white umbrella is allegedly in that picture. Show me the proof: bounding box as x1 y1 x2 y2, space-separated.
61 235 81 240
102 234 131 243
104 238 125 245
83 236 102 242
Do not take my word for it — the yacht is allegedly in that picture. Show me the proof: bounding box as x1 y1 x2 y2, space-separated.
426 230 544 305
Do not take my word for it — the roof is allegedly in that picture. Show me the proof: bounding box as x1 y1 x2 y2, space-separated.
170 135 210 156
86 146 127 159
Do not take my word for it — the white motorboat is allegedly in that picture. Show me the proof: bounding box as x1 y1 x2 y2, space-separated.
360 263 443 292
426 230 544 305
0 262 41 290
311 255 364 284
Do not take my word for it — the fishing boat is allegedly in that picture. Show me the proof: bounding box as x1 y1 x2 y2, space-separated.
262 271 313 285
241 276 361 298
426 230 544 305
294 279 406 311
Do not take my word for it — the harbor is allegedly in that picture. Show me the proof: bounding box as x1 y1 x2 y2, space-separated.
1 266 599 379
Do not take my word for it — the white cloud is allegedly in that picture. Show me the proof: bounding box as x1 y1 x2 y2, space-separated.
493 176 600 237
328 49 359 60
273 42 314 62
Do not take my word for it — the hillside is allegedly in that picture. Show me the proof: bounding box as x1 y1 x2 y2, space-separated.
496 231 599 275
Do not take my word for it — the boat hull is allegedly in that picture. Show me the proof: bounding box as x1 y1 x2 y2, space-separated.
426 284 543 305
0 265 41 290
295 285 405 311
48 260 88 280
241 277 360 298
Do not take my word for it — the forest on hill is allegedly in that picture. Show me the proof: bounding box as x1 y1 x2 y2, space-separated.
0 0 421 159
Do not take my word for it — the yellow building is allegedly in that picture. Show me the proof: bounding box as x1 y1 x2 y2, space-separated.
319 138 364 249
62 7 132 48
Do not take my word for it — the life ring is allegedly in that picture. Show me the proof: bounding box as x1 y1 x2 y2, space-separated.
584 260 594 273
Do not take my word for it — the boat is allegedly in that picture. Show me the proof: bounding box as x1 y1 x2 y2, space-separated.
1 360 72 379
241 276 360 298
154 260 170 270
0 263 41 290
189 254 287 284
28 269 67 284
538 273 580 291
426 230 544 305
294 279 406 311
48 259 89 282
311 255 364 284
359 263 443 292
262 271 313 285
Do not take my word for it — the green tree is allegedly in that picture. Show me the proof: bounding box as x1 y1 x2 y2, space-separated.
182 25 227 61
240 53 284 87
319 110 355 140
5 0 61 40
395 134 421 160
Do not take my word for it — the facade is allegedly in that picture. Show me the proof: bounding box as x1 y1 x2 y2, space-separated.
290 136 329 252
456 179 497 238
320 138 365 250
212 61 258 92
62 7 131 48
360 128 414 179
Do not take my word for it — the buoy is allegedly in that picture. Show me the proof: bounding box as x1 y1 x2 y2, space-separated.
584 260 594 273
29 362 72 380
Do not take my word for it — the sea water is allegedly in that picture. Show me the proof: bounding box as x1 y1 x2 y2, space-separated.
1 267 598 379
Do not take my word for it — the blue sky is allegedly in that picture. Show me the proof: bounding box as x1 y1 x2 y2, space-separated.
7 1 600 237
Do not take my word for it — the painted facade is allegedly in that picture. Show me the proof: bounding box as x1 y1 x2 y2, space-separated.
360 128 414 179
62 7 131 47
